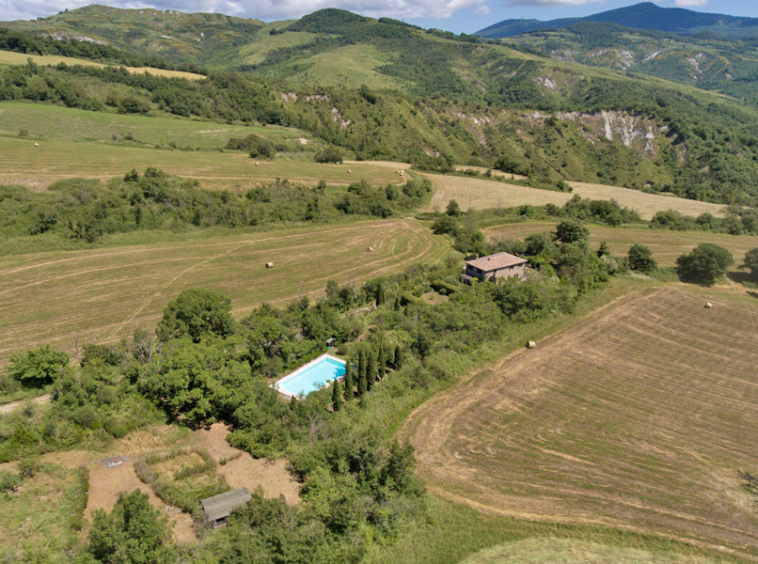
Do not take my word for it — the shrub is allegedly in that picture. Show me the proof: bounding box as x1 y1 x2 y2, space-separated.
628 244 657 273
676 243 733 285
8 345 68 387
315 147 343 164
743 248 758 279
555 219 589 244
156 288 234 343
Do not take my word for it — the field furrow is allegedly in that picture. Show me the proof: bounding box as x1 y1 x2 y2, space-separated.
0 219 448 363
401 287 758 556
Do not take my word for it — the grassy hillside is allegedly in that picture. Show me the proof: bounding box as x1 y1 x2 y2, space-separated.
5 9 758 204
3 5 263 64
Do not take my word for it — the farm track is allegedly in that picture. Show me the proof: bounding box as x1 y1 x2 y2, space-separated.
0 219 448 363
401 286 758 558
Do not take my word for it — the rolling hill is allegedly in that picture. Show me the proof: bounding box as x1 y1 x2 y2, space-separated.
4 7 758 206
477 2 758 39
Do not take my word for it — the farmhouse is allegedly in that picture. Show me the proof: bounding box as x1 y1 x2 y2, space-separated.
462 252 528 283
200 487 252 529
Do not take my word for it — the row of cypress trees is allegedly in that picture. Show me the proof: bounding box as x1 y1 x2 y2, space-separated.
332 342 403 410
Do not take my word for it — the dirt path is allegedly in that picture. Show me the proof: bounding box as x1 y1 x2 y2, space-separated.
0 393 50 415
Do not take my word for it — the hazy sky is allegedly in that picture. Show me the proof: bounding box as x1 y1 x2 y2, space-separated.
2 0 758 34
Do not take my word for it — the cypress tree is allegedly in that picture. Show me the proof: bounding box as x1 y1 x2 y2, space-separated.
344 362 354 401
367 348 376 391
378 343 386 380
393 295 401 311
394 345 403 370
376 282 386 306
358 348 367 383
332 379 342 411
358 368 367 397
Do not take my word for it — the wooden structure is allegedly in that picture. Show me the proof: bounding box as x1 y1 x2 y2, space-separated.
200 487 251 529
462 252 528 283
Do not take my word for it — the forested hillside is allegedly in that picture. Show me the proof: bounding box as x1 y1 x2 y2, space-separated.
4 7 758 205
505 22 758 106
477 2 758 39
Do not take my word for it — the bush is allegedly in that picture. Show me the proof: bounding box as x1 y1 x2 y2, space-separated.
315 147 343 164
627 244 657 273
8 345 68 387
156 288 234 343
555 219 589 244
676 243 734 285
743 248 758 279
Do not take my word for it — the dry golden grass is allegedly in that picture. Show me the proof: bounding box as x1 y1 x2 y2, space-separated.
421 174 726 220
0 137 399 189
0 220 448 362
402 287 758 557
0 49 205 80
484 221 758 268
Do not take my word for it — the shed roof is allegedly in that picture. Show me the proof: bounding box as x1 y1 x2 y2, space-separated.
201 487 251 523
466 252 527 272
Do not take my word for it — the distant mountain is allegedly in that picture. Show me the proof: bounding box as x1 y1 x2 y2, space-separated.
477 2 758 39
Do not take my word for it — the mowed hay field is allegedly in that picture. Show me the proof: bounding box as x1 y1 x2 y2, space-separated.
0 102 311 148
0 49 205 80
484 221 758 268
402 287 758 556
0 136 399 189
421 173 726 220
0 220 448 363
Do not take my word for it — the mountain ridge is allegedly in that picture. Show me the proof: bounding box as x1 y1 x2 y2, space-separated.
477 2 758 39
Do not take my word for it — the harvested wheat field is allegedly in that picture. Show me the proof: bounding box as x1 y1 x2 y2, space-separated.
484 222 758 269
402 287 758 558
0 136 399 189
0 219 447 363
0 50 205 80
421 174 726 220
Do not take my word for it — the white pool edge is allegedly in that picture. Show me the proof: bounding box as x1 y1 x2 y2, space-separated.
272 352 346 399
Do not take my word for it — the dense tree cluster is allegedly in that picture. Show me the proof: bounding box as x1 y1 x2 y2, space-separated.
0 170 432 246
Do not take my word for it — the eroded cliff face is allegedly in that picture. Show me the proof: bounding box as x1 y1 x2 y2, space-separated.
522 109 681 160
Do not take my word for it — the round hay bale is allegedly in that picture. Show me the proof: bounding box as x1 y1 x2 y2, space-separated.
367 247 374 253
255 162 260 166
265 262 274 269
33 142 39 147
347 169 352 173
705 302 713 309
526 341 537 349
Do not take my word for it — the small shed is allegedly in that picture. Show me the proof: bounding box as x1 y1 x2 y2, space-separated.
326 337 336 348
201 487 251 529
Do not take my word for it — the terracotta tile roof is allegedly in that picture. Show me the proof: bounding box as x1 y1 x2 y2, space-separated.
466 252 527 272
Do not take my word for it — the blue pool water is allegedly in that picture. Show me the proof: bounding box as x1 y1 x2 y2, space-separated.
276 355 346 398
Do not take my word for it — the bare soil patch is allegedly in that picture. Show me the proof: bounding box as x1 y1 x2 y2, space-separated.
41 423 299 543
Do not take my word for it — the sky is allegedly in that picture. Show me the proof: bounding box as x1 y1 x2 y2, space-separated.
2 0 758 34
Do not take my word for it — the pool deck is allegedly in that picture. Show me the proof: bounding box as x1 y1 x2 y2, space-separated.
272 352 346 399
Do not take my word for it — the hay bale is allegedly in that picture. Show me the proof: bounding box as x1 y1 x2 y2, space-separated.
367 247 374 253
265 262 274 269
33 142 39 147
347 169 352 173
526 341 537 349
705 302 713 309
255 162 260 166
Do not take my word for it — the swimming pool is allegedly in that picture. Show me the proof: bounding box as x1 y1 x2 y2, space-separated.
273 353 346 398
